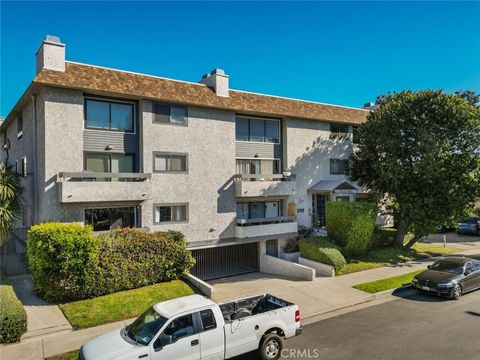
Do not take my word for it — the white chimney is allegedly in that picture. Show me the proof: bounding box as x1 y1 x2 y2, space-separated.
36 35 65 74
200 68 229 97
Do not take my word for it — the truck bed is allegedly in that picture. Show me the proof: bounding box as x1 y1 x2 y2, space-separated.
219 294 293 322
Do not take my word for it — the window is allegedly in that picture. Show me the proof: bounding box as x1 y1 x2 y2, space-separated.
15 157 27 177
352 125 359 144
162 314 195 342
1 131 6 146
85 99 134 132
84 153 134 173
153 104 187 125
330 123 349 140
235 117 280 143
85 207 138 231
17 116 23 139
330 159 349 175
153 153 188 173
236 159 280 175
154 204 188 224
336 196 350 202
199 310 216 331
236 201 281 220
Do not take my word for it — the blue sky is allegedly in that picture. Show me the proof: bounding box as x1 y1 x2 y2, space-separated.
1 1 479 117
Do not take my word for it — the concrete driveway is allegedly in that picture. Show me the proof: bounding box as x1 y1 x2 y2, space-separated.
210 272 374 319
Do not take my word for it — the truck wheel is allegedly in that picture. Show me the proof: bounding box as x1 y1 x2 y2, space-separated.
259 333 283 360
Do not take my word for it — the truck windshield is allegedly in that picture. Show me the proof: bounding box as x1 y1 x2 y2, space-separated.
127 307 168 346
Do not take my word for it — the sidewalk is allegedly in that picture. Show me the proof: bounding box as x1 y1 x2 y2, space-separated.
2 243 479 360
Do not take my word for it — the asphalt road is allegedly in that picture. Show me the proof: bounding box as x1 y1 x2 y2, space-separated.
234 288 480 360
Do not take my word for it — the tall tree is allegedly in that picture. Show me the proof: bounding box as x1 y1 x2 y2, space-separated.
351 90 480 248
0 163 23 247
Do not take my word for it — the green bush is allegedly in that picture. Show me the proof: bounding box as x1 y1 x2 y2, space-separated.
94 229 195 296
299 237 346 272
282 238 299 253
326 202 378 257
373 228 397 247
27 224 195 302
0 273 27 343
27 223 99 302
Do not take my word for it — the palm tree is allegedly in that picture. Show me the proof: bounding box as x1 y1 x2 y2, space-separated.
0 162 24 248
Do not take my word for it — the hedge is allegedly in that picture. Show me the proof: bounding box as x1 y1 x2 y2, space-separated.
299 237 346 272
326 202 378 257
27 224 195 302
0 273 27 343
27 223 99 302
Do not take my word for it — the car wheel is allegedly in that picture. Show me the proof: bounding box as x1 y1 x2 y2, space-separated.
451 284 462 300
258 333 283 360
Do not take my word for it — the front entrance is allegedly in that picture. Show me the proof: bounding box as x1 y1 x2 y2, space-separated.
312 194 326 227
190 242 259 280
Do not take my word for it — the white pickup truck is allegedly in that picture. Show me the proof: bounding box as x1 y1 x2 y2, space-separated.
80 294 302 360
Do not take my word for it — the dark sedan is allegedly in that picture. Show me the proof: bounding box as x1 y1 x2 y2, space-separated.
412 257 480 300
457 217 480 235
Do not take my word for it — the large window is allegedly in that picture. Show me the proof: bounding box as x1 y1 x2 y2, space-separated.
330 159 349 175
17 116 23 139
236 159 280 175
85 98 134 132
85 153 134 173
235 117 280 143
153 104 187 126
85 207 138 231
236 201 281 220
352 125 360 144
154 204 188 224
330 123 349 140
153 153 188 173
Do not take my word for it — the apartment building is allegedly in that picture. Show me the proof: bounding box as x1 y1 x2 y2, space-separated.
1 36 370 279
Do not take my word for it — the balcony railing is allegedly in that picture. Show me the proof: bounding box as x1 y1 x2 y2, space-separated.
236 216 296 226
234 173 296 182
234 174 297 198
235 216 298 239
57 172 152 203
58 172 151 182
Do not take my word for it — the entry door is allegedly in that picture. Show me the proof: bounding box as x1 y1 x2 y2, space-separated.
314 194 326 227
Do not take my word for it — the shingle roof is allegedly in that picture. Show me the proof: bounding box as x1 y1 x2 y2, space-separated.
32 62 368 124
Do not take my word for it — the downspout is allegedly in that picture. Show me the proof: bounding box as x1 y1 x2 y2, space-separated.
31 94 39 224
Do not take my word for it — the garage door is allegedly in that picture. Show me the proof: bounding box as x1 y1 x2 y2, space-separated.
190 243 259 280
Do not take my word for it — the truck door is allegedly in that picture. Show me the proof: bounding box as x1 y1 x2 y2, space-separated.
224 318 259 358
150 313 201 360
196 309 224 360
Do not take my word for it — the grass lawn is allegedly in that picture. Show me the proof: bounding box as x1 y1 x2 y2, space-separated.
59 280 194 330
337 242 457 275
46 350 79 360
353 270 424 294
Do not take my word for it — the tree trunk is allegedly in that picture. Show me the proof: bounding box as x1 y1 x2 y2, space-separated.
404 234 424 249
393 217 408 249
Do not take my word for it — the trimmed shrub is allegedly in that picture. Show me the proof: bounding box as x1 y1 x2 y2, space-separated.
373 228 397 247
94 229 195 296
299 237 346 272
27 223 99 302
0 273 27 343
27 224 195 302
326 202 378 257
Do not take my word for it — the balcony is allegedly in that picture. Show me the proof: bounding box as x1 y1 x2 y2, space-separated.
235 216 298 239
234 174 296 198
58 172 152 203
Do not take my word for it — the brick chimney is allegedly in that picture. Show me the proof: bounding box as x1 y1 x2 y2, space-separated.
200 68 229 97
36 35 65 74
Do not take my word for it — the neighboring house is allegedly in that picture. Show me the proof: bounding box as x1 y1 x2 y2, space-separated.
0 35 371 279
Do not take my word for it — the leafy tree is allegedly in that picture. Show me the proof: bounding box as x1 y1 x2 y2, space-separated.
351 90 480 248
0 163 23 247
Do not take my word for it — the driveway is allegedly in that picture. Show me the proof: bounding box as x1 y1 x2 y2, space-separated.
211 272 374 318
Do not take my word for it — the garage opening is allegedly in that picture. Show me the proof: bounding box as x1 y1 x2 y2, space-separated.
190 242 259 280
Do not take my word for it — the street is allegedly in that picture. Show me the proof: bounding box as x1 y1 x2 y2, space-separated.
234 288 480 360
